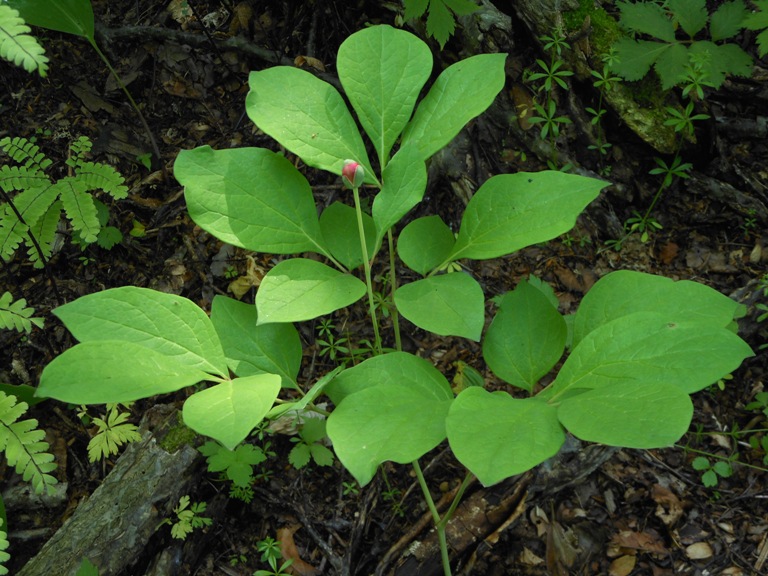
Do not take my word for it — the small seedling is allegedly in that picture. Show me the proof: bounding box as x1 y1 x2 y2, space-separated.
692 455 736 488
159 495 212 540
86 404 141 462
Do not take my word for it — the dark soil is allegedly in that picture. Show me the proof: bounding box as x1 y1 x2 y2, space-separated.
1 1 767 575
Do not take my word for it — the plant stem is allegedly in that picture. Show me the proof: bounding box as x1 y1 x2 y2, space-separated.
352 186 382 354
387 229 402 352
412 459 452 576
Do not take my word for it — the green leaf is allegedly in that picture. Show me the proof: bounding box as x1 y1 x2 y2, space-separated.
53 286 228 376
654 42 689 89
7 0 94 39
175 146 330 257
557 381 693 448
611 38 670 82
210 296 302 389
246 66 375 184
689 41 753 88
395 273 485 341
617 0 676 42
56 177 100 243
38 341 209 403
0 5 49 76
74 557 99 576
397 215 456 275
426 0 455 48
325 351 452 404
668 0 708 37
404 0 429 21
319 202 377 270
199 442 264 486
710 0 748 41
371 144 427 243
447 388 564 486
337 25 432 166
572 270 745 347
183 374 281 450
401 53 507 161
483 280 566 392
326 353 453 486
256 258 366 324
545 312 753 400
448 172 606 261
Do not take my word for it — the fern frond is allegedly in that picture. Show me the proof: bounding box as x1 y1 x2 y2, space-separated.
67 136 93 169
76 161 129 199
0 5 48 77
0 183 60 261
56 178 100 243
0 391 58 495
25 201 61 267
0 164 51 193
0 291 44 333
0 137 52 172
0 205 27 262
0 516 9 576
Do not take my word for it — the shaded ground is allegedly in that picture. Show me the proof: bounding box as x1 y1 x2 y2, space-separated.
1 1 767 574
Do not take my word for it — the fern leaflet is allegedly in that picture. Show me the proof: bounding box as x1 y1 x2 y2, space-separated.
0 391 57 495
0 291 43 333
0 517 9 576
0 5 48 77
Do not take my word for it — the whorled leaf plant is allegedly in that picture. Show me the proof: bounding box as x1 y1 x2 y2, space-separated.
36 24 753 576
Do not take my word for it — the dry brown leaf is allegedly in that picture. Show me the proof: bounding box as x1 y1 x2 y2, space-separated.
277 525 318 576
229 2 253 35
651 484 683 526
519 547 544 566
510 83 535 131
685 541 713 560
168 0 194 26
658 241 679 265
609 530 667 555
294 55 326 72
608 554 636 576
228 255 265 299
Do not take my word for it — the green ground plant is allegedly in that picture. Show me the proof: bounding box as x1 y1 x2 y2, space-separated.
744 0 768 57
159 495 212 540
35 24 754 576
82 404 141 463
610 0 753 89
0 135 127 268
402 0 479 48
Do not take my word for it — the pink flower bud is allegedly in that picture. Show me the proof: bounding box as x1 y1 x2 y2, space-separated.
342 160 365 189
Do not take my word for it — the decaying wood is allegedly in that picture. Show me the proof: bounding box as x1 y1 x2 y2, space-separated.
18 405 203 576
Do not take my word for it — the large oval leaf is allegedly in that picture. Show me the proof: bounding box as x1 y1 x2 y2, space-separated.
338 25 432 166
448 172 607 261
447 387 564 486
401 53 507 161
395 273 485 341
545 312 754 399
397 215 456 276
573 270 745 347
319 202 377 270
483 280 566 392
326 353 453 486
53 286 227 376
183 374 281 450
210 296 302 389
558 381 693 449
175 146 329 257
246 67 375 184
38 341 208 403
256 258 366 324
8 0 94 39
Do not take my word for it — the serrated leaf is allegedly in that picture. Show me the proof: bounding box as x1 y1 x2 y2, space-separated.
255 259 366 324
710 0 748 41
612 37 671 82
289 443 311 469
654 42 689 89
668 0 708 37
404 0 429 21
690 42 753 88
426 0 455 48
310 444 334 467
617 0 676 42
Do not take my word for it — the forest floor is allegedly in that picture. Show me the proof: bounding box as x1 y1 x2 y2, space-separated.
1 1 767 575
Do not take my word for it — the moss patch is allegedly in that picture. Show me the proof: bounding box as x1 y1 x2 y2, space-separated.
159 413 198 453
